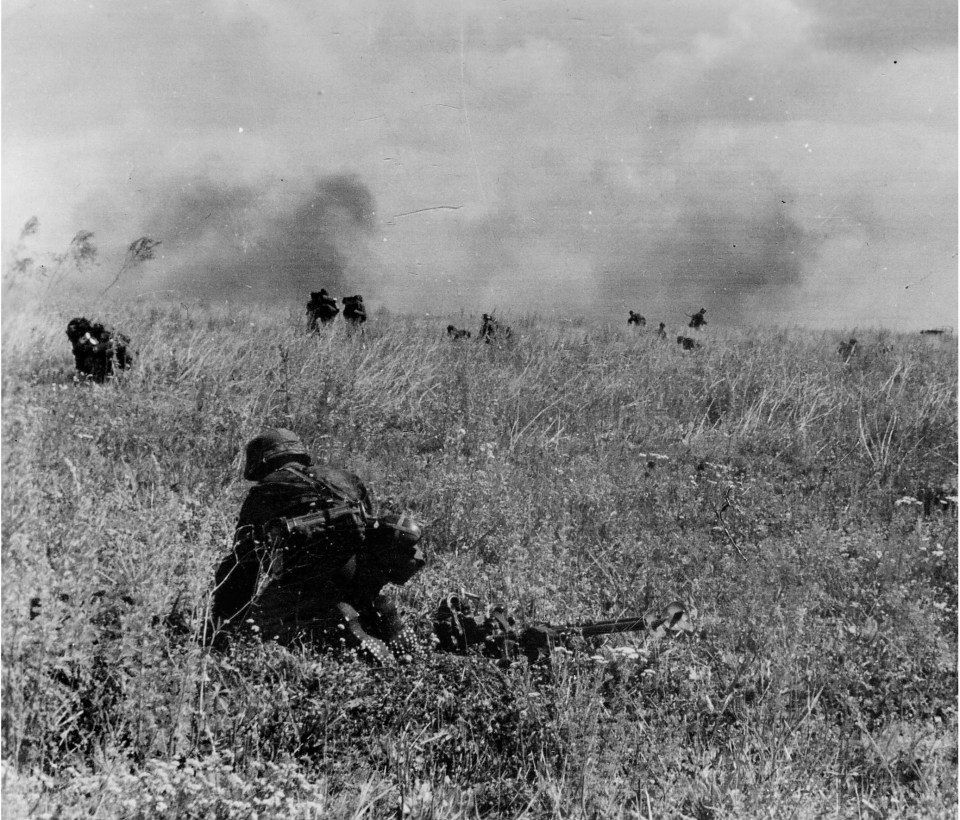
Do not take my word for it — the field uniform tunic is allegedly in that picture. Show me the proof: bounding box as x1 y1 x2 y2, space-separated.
213 464 420 663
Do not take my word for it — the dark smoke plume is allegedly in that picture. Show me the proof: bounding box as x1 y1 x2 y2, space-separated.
594 169 817 324
246 174 376 295
140 173 377 301
653 203 811 319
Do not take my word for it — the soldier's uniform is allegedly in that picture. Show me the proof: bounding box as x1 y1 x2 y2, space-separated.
213 429 424 664
342 295 367 326
306 289 340 330
838 338 859 362
479 313 512 343
66 317 133 382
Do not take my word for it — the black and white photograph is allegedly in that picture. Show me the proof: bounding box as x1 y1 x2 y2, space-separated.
2 1 957 816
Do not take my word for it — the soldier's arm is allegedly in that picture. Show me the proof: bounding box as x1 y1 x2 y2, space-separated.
335 601 396 666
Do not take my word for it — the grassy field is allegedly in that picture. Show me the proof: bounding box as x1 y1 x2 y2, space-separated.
2 300 957 818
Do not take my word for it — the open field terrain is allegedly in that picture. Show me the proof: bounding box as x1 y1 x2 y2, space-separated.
2 303 957 818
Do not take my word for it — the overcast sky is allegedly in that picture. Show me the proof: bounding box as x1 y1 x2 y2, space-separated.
3 0 956 329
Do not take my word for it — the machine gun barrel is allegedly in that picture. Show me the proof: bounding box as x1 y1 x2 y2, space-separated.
558 603 688 638
559 615 651 637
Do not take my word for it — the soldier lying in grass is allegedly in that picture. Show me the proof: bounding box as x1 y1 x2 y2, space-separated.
212 429 690 666
212 428 424 665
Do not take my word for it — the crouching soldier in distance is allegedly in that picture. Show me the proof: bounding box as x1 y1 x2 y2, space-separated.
212 428 425 665
306 289 340 331
837 337 859 363
479 313 512 343
66 317 133 382
447 324 471 340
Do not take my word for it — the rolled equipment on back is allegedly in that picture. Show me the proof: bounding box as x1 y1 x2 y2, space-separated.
263 502 369 559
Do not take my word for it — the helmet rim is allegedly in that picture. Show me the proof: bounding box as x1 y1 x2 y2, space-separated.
243 428 311 480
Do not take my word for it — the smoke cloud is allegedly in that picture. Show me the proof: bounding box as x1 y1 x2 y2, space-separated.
3 0 955 328
135 174 378 300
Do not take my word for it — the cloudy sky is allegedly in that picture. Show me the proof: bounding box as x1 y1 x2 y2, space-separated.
3 0 956 329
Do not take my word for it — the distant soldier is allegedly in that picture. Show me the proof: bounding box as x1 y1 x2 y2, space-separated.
479 313 512 344
677 335 701 351
447 324 471 340
342 295 367 327
65 317 133 383
306 289 339 330
688 308 707 330
212 429 425 665
628 311 646 327
657 322 667 340
837 338 859 363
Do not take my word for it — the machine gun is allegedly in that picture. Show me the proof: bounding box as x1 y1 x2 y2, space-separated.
434 596 692 662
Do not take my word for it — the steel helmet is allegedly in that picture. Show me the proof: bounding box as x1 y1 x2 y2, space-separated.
243 428 311 480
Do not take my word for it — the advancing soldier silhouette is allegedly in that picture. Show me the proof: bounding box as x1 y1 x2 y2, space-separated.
677 335 702 351
657 322 667 340
65 317 133 382
306 289 340 330
688 308 707 330
627 311 646 327
212 429 425 665
479 313 512 344
342 295 367 327
447 324 472 340
838 338 859 363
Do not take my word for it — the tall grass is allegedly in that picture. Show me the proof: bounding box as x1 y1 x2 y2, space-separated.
3 301 957 818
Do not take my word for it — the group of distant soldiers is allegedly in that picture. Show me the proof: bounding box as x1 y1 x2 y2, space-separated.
305 291 514 346
306 289 367 331
65 296 922 386
64 299 853 385
628 307 707 351
447 313 513 344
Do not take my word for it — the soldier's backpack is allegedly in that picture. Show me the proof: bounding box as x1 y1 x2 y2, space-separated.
263 503 368 562
261 464 371 561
